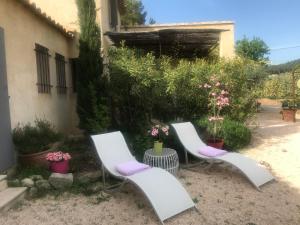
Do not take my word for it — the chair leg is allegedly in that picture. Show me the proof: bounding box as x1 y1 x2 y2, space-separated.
102 163 106 187
194 206 201 215
101 163 127 191
184 148 189 165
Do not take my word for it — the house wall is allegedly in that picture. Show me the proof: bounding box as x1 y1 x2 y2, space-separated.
99 0 121 56
123 21 235 59
0 0 79 133
31 0 79 31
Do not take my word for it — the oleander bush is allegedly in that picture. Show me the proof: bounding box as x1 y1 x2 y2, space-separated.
108 46 263 153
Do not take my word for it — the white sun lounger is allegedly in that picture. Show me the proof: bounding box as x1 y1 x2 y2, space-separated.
171 122 274 190
91 131 196 224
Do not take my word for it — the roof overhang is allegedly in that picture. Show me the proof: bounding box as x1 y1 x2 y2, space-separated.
106 28 226 57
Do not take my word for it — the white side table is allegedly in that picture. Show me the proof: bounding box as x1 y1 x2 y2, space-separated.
143 148 179 176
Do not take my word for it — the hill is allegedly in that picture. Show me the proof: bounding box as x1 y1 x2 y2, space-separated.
268 59 300 74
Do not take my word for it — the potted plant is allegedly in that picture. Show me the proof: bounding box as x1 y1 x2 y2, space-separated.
200 75 230 149
281 68 300 122
281 100 297 122
12 119 62 167
46 151 71 174
150 124 169 155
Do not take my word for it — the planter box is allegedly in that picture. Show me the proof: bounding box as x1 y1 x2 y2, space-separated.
282 109 297 122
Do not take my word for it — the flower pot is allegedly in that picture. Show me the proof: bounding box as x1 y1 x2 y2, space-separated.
17 142 61 168
153 141 163 155
207 138 224 149
18 149 52 168
49 160 69 174
282 109 296 122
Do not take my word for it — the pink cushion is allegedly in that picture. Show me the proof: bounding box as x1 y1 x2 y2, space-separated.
198 146 228 157
116 160 150 176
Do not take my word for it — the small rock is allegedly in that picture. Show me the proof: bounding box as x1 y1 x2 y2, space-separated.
49 173 73 189
21 178 34 187
87 182 104 193
35 179 51 191
75 171 102 184
7 179 20 187
29 175 44 181
28 187 38 198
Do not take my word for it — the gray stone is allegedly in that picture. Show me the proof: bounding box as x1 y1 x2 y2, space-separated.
87 181 104 193
75 171 102 184
29 175 44 182
35 179 51 191
28 187 38 198
7 179 20 187
21 178 34 187
49 173 73 189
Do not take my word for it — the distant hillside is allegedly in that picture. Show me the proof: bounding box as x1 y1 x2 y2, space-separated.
268 59 300 74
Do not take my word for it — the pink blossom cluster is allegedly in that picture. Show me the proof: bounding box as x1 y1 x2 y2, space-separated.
46 151 71 162
216 92 229 109
150 125 169 142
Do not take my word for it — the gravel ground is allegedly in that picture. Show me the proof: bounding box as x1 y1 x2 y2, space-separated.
1 101 300 225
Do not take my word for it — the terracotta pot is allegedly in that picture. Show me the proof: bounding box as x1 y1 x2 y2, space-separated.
49 160 69 174
207 138 224 149
18 149 51 168
17 142 61 168
282 109 296 122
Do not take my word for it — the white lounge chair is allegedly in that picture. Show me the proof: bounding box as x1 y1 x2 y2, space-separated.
91 131 197 225
171 122 274 190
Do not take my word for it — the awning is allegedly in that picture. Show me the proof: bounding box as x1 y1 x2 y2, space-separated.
106 28 226 57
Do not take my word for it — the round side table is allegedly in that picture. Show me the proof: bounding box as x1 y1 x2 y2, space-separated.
143 148 179 176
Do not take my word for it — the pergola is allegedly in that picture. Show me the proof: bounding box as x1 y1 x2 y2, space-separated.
106 28 226 58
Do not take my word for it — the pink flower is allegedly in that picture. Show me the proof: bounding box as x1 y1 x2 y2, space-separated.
215 82 221 87
151 128 159 136
162 126 169 133
211 92 216 97
46 151 71 162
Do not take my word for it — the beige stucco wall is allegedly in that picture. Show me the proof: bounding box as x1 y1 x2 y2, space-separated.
0 0 79 133
99 0 121 57
123 21 235 59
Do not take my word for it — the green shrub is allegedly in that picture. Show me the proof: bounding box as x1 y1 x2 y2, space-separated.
123 132 152 160
109 46 263 137
195 117 251 151
221 119 251 151
12 119 62 154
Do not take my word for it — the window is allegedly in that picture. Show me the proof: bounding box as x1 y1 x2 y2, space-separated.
70 58 79 93
109 0 118 30
55 53 67 94
35 44 51 93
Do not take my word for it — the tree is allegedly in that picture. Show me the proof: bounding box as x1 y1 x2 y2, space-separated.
76 0 110 134
149 17 156 25
121 0 147 26
236 37 270 62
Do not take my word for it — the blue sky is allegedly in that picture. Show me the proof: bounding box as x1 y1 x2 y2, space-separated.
141 0 300 65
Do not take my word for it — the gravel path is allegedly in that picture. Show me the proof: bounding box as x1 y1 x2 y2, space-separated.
1 102 300 225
